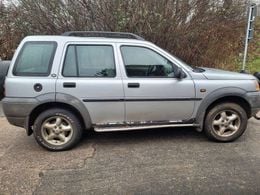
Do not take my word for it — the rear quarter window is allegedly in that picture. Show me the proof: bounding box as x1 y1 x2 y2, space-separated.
13 41 57 76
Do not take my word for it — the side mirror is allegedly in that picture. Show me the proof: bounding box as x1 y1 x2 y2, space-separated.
175 67 186 79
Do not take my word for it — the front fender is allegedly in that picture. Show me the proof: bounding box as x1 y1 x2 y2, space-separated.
195 87 249 131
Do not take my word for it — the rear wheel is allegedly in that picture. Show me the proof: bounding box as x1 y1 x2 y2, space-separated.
204 103 248 142
33 108 82 151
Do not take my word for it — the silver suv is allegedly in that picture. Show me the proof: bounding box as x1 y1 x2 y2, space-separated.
2 32 260 151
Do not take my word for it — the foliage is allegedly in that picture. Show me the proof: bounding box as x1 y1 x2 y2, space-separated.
0 0 247 70
245 17 260 73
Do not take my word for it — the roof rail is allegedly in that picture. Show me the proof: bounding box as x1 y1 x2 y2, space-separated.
62 31 145 41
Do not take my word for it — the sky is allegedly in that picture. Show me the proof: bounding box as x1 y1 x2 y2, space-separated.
252 0 260 4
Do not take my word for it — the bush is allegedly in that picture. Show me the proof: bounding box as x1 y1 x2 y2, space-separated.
0 0 247 70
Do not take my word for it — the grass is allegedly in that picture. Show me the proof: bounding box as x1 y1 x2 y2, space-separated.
245 17 260 73
247 57 260 73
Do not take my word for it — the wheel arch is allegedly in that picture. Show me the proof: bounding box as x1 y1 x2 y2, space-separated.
26 93 92 135
204 96 251 118
195 88 251 131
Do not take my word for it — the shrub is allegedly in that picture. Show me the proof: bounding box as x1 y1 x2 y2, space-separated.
0 0 247 70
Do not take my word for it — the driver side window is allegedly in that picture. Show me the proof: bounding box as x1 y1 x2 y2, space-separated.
121 46 175 78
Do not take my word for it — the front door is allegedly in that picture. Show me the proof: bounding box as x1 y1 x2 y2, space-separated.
119 45 196 123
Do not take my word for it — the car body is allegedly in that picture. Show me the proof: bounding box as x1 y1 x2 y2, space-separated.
2 32 260 151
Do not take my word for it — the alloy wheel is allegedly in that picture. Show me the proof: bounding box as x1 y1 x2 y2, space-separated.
212 110 241 137
41 116 74 146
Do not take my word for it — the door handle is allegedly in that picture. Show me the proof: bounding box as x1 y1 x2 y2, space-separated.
128 83 140 88
63 82 76 88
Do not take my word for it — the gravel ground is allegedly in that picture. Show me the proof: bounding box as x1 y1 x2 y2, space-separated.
0 113 259 194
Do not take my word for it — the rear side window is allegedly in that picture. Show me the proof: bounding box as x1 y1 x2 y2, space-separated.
63 45 116 77
13 42 57 76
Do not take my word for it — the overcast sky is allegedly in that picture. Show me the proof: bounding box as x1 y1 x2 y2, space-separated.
252 0 260 4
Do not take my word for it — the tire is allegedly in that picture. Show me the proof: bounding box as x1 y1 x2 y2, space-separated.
33 108 83 151
204 102 248 142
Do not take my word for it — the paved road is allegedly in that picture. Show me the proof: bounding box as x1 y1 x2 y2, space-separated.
0 106 259 194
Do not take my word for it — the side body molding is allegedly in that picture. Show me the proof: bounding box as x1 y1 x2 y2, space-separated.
195 87 249 131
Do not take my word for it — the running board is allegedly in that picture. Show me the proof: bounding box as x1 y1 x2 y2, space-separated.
94 123 198 132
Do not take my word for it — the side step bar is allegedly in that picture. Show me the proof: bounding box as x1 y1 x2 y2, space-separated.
94 123 198 132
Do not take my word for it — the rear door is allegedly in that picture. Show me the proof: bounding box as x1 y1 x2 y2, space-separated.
56 42 125 125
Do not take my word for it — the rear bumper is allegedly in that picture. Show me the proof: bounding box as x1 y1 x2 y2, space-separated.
5 116 27 128
2 97 38 134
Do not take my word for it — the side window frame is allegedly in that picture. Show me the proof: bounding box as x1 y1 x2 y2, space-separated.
120 45 178 78
62 44 117 78
62 45 78 77
13 41 57 77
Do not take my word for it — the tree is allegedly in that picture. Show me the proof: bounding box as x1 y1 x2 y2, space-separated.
0 0 247 70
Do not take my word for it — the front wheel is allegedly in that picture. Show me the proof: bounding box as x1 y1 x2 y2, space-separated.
204 103 248 142
33 108 83 151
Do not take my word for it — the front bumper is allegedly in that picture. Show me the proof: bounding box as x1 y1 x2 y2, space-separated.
245 91 260 116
